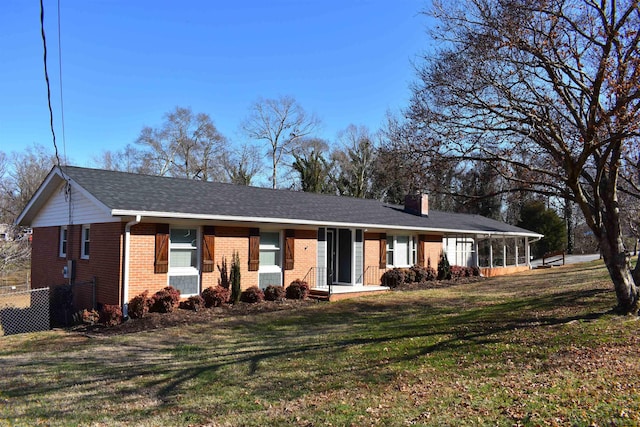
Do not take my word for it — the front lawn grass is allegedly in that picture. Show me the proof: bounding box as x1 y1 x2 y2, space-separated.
1 259 639 426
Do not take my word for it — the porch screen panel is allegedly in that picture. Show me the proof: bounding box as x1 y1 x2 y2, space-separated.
355 229 363 284
338 229 352 283
317 228 327 288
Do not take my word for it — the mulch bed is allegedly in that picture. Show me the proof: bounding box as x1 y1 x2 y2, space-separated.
74 299 320 336
73 277 487 336
392 276 486 291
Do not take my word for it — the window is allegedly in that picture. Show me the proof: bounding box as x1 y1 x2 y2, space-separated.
81 225 90 259
168 228 199 295
59 226 68 257
386 236 394 265
259 231 281 268
386 235 416 267
259 231 281 288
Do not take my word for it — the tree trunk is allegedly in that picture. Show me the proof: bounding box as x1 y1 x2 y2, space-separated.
564 195 574 255
599 231 640 315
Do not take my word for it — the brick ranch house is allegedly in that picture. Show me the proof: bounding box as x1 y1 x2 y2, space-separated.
17 166 542 312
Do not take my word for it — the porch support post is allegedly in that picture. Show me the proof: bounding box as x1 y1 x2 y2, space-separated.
489 235 493 268
473 235 479 268
525 237 531 268
515 237 519 267
502 236 507 267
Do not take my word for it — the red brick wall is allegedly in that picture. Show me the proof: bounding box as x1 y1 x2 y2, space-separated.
421 234 443 270
214 226 257 289
31 226 67 289
126 225 266 299
127 223 166 299
364 233 384 271
283 229 317 287
31 222 124 307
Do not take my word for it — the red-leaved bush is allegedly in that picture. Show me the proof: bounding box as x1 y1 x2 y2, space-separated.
286 279 309 300
150 286 181 313
180 294 205 311
201 285 230 307
99 304 123 326
264 285 286 301
128 291 152 319
240 286 264 304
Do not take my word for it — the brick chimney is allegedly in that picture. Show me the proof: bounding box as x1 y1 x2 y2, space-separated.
404 194 429 217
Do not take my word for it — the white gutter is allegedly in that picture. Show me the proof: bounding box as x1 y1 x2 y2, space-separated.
122 215 142 318
110 209 544 239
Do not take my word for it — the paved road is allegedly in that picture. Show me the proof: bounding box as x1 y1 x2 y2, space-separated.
530 253 601 268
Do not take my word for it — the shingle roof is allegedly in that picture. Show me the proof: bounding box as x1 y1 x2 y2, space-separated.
60 166 540 236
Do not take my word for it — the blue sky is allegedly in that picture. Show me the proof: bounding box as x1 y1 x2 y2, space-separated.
1 0 431 166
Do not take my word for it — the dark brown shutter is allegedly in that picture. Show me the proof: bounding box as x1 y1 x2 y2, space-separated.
202 226 216 273
284 229 295 270
417 235 426 267
154 224 170 274
379 233 387 269
248 228 260 271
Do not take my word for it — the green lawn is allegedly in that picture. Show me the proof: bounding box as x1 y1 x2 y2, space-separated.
1 260 639 426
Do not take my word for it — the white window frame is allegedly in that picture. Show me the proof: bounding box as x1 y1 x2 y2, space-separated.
59 226 68 258
386 234 416 268
168 227 200 296
259 230 282 274
81 225 90 260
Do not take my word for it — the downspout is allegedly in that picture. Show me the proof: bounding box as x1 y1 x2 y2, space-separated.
122 215 142 318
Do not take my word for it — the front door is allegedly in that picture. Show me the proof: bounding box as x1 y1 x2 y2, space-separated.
326 229 336 286
337 228 352 283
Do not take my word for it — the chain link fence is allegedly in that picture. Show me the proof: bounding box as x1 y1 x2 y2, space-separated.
0 287 50 336
0 278 96 336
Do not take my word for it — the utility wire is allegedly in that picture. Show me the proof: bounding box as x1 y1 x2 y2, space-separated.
40 0 62 169
57 0 66 161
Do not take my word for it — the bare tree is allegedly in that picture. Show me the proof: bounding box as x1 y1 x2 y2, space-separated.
0 145 57 223
409 0 640 313
135 107 228 180
93 144 147 174
0 225 31 274
243 96 320 189
221 143 263 186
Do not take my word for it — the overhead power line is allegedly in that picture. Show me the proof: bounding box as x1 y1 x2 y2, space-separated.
39 0 62 169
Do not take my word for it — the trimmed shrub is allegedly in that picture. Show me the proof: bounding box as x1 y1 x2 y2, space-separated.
411 264 437 282
150 286 181 313
74 309 99 325
100 304 123 326
449 265 480 279
437 252 452 280
240 286 264 304
381 268 405 288
286 279 309 300
450 265 466 279
402 268 416 284
264 285 286 301
180 294 205 311
201 285 230 308
128 291 151 319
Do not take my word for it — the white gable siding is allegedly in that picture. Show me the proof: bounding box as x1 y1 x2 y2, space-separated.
31 183 118 227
